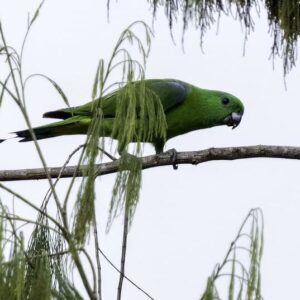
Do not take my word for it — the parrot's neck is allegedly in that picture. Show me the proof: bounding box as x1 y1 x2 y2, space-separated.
165 86 224 139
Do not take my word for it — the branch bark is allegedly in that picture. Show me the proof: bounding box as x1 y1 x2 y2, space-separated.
1 145 300 182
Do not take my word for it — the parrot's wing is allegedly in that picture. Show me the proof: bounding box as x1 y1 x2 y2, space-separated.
146 79 189 113
42 90 120 119
43 79 188 119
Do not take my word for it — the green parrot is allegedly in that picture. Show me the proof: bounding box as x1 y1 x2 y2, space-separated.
4 79 244 153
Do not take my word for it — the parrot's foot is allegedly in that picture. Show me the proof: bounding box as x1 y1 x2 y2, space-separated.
165 148 178 170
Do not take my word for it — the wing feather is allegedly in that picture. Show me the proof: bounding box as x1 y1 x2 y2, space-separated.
43 79 189 119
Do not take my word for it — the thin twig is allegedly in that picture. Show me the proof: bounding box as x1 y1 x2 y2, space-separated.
0 214 62 235
98 146 117 161
0 183 65 232
98 247 154 300
67 236 97 300
93 212 102 300
117 211 129 300
82 248 97 295
63 142 87 212
28 247 82 259
212 208 259 281
44 144 86 205
0 80 18 102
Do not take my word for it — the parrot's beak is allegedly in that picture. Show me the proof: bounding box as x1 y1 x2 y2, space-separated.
223 112 243 129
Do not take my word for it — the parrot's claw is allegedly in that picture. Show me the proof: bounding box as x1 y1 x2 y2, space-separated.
165 148 178 170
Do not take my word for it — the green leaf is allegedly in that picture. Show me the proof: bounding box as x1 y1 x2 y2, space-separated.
92 60 101 99
29 0 46 27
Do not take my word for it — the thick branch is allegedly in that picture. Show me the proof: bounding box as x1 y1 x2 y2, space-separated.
1 145 300 182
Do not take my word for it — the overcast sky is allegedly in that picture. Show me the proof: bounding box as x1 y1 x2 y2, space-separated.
1 1 300 299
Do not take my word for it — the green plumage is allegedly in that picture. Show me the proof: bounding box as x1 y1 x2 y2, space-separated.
15 79 244 153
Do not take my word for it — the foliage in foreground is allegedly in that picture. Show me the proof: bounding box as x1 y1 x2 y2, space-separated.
0 201 264 299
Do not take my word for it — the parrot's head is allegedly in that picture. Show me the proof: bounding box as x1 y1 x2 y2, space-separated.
189 87 244 132
207 91 244 129
220 93 244 129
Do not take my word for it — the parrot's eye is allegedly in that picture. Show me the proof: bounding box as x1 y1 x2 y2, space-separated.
222 97 230 105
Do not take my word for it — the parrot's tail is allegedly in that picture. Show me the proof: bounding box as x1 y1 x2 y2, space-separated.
15 121 77 142
16 126 60 142
16 128 51 142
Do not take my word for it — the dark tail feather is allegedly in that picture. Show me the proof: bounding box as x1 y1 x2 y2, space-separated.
43 109 72 119
15 127 54 142
0 139 5 143
15 119 79 142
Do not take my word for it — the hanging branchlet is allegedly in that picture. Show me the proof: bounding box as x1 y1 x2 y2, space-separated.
200 208 264 300
183 0 225 43
146 0 300 75
149 0 259 43
73 107 103 244
107 154 142 231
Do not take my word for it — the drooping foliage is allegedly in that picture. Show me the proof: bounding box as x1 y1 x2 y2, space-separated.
72 20 168 244
145 0 300 75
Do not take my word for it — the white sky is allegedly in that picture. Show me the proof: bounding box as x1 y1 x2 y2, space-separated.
1 0 300 299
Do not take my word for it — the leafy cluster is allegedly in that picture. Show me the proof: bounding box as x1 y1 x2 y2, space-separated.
0 203 80 300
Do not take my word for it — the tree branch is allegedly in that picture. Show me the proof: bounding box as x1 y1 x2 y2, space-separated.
1 145 300 181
